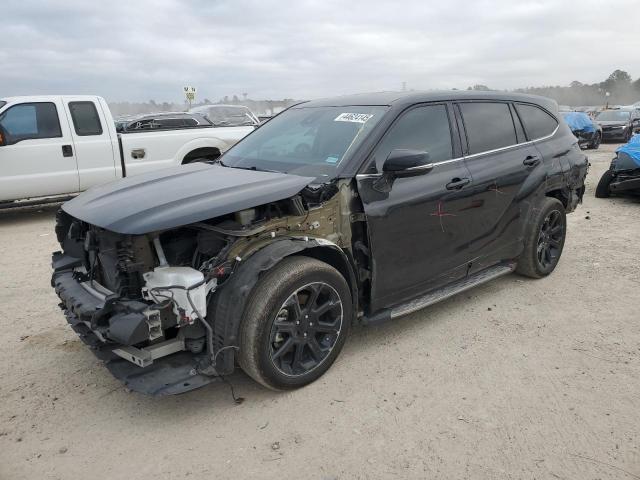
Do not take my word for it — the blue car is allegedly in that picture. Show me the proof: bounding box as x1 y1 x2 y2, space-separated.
596 134 640 197
561 111 602 150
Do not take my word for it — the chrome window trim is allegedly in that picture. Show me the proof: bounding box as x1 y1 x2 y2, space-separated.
463 124 559 161
355 113 559 179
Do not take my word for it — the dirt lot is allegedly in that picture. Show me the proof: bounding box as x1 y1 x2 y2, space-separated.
0 142 638 479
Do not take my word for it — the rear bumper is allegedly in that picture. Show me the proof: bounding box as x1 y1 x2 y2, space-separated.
52 253 218 395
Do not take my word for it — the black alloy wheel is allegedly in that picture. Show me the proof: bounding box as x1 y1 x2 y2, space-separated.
238 256 352 390
536 210 564 271
516 197 566 278
269 282 343 377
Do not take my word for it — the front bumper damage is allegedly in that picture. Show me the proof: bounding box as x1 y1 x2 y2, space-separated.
52 254 220 395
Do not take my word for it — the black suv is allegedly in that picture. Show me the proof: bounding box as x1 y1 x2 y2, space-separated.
52 91 588 395
594 108 640 142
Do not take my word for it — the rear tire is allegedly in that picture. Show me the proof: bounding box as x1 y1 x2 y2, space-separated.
238 256 352 390
595 170 614 198
516 197 566 279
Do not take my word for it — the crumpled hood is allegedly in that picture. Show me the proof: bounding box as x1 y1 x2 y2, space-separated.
63 163 314 234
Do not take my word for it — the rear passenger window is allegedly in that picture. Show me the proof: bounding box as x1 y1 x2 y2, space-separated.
372 104 452 171
459 102 517 154
514 103 558 140
69 101 103 136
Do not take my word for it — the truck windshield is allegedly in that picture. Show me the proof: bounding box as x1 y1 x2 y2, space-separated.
221 105 387 180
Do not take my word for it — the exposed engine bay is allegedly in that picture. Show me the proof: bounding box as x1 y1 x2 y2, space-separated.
52 180 365 395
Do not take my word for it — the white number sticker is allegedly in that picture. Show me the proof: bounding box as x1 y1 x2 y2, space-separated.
334 113 374 123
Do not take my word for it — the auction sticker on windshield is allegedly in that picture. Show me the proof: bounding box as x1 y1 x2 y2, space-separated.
334 112 374 123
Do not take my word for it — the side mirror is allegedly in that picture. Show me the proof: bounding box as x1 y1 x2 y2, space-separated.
382 149 433 177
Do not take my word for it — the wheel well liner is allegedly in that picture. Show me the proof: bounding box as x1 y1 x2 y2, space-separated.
182 147 221 164
207 238 357 374
545 188 569 208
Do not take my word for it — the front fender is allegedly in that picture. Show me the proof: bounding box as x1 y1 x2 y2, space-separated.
208 237 357 374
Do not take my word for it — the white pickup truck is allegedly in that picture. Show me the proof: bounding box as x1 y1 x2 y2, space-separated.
0 95 255 206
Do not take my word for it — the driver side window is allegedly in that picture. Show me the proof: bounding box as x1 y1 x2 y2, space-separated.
0 102 62 144
369 104 453 172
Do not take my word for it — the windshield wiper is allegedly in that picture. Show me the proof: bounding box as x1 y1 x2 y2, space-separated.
244 165 282 173
218 161 282 174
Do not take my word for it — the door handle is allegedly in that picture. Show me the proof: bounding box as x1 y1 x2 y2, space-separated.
62 145 73 157
523 155 540 167
131 148 146 159
446 177 471 190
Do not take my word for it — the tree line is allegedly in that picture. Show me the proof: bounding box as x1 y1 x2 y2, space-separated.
468 69 639 107
108 69 640 117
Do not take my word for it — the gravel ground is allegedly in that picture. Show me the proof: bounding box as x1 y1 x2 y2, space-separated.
1 142 638 480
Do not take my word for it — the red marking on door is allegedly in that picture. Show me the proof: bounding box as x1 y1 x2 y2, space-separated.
488 181 506 196
430 201 456 232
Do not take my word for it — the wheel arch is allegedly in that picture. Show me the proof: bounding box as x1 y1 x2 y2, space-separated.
545 187 569 209
208 238 358 375
182 146 222 164
174 138 229 165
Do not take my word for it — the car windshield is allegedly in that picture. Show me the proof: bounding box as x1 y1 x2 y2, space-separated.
221 105 388 180
191 106 257 126
596 110 631 121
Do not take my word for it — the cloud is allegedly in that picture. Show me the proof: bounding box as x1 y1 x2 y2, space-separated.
1 0 638 102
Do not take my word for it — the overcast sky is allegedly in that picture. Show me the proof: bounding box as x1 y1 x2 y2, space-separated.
1 0 638 102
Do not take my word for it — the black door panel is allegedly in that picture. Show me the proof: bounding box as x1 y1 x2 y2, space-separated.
356 103 478 310
462 144 541 270
357 159 474 310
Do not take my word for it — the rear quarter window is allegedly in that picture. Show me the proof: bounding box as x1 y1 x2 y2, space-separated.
515 103 558 140
69 101 103 136
459 102 517 154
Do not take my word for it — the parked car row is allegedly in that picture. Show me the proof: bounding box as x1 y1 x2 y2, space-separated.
560 105 640 145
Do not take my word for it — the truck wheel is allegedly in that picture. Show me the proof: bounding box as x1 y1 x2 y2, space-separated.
595 170 614 198
516 197 566 279
238 256 352 390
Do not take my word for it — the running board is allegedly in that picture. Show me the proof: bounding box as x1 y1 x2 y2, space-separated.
389 263 515 320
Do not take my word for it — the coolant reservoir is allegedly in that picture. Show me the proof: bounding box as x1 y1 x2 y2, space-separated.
141 267 207 324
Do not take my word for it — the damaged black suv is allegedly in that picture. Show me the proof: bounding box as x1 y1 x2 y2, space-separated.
52 91 588 395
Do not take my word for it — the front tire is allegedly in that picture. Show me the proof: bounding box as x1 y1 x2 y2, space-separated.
238 256 352 390
595 170 614 198
516 197 566 279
